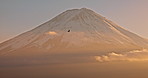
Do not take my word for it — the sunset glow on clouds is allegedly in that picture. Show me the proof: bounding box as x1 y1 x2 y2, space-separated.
46 31 57 35
95 49 148 62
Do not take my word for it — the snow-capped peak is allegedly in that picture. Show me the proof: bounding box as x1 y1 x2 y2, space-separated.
0 8 148 55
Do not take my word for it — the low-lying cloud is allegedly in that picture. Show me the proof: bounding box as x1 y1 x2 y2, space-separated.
95 49 148 62
46 31 57 35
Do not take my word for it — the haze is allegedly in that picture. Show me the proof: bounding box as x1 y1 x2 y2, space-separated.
1 0 148 78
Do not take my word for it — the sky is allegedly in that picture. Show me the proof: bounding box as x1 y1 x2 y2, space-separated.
0 0 148 43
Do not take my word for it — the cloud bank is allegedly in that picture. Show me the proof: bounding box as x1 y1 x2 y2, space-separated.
95 49 148 62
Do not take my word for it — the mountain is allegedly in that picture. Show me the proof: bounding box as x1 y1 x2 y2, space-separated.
0 8 148 58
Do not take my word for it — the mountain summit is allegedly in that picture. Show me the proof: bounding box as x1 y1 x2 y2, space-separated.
0 8 148 56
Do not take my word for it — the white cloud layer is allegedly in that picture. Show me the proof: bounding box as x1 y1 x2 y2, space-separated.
95 49 148 62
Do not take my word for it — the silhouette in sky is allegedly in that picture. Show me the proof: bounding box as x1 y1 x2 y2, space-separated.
68 30 70 32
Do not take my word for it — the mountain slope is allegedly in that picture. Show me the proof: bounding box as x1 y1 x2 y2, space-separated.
0 8 148 56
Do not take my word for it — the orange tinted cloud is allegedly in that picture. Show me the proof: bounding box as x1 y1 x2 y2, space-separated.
95 49 148 62
46 31 57 35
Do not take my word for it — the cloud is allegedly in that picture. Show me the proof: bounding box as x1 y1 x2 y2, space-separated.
95 49 148 62
46 31 57 35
